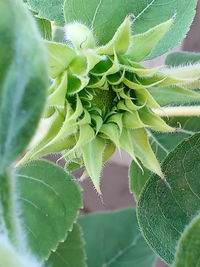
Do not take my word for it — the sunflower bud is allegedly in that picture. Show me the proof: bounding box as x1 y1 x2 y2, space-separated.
65 22 95 49
20 17 200 193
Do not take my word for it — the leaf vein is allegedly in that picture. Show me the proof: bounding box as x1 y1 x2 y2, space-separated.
103 234 141 266
91 0 103 28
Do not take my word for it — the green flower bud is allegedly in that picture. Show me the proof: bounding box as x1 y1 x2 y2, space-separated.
20 17 200 194
65 22 96 49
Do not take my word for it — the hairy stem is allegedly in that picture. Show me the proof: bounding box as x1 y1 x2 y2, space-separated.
153 106 200 117
0 168 23 250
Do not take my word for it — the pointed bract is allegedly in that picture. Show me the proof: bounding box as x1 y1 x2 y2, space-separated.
96 17 131 55
81 137 106 194
127 19 173 61
131 128 164 177
45 41 76 78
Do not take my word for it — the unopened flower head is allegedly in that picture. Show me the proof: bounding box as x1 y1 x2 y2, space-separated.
21 17 200 193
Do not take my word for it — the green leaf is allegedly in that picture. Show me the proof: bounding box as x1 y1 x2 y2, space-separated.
148 85 200 106
173 213 200 267
18 111 73 165
165 51 200 67
96 17 131 55
123 111 145 129
99 123 120 147
161 64 200 81
16 160 82 260
46 223 86 267
65 124 95 155
138 107 174 132
78 208 156 267
81 137 106 194
0 0 48 172
127 19 173 62
137 132 200 264
119 129 139 165
26 0 65 26
64 0 198 58
129 162 151 201
131 128 163 178
45 41 76 79
148 52 200 105
129 116 200 200
35 18 52 40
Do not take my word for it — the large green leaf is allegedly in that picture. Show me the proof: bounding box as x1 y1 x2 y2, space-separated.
26 0 65 25
165 51 200 67
129 116 200 200
0 0 48 173
173 213 200 267
46 223 86 267
137 132 200 264
16 160 82 260
64 0 197 58
78 208 156 267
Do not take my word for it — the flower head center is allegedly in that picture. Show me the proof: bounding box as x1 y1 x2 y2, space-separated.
91 87 116 114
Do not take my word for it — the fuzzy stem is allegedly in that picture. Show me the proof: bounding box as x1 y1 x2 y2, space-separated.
0 168 23 250
153 106 200 117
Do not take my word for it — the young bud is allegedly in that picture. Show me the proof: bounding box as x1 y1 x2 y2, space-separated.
65 22 95 50
20 17 200 193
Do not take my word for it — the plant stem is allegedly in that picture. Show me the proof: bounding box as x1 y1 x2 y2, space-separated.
153 106 200 117
0 168 23 250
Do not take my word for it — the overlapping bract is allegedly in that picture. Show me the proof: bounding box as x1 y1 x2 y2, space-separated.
20 17 200 193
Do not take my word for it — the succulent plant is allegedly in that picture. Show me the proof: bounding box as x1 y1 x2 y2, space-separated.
20 16 200 193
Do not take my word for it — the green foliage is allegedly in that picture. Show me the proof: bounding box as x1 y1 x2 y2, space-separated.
129 116 200 199
79 209 156 267
35 18 52 40
20 17 200 193
137 132 200 264
64 0 197 58
129 162 151 201
130 49 200 200
0 0 48 173
127 19 173 62
166 51 200 66
46 223 86 267
81 137 106 194
1 0 200 266
17 160 82 260
148 85 200 106
26 0 65 25
173 214 200 267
